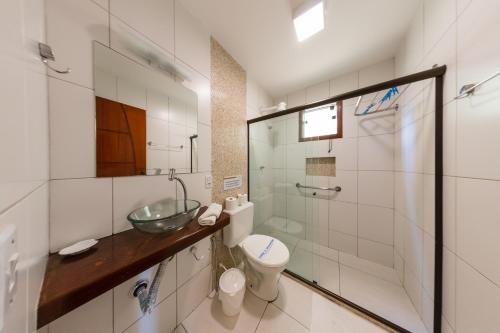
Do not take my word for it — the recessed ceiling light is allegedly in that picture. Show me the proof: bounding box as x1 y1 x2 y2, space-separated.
293 0 325 42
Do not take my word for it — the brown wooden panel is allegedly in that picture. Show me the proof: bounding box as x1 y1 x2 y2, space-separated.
37 208 230 329
95 96 129 132
123 105 146 175
96 97 146 176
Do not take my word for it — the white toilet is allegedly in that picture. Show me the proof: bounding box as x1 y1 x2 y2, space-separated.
223 202 289 301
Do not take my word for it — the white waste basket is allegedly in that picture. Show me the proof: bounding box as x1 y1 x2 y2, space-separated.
218 268 246 316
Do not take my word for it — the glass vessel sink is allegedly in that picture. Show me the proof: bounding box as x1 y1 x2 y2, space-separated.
127 198 201 234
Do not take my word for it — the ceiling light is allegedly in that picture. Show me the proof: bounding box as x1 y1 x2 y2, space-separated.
293 0 324 42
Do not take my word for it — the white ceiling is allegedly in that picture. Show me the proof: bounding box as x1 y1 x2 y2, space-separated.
179 0 421 98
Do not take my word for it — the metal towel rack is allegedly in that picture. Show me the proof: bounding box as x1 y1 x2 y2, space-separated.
455 71 500 99
147 141 183 151
296 182 341 192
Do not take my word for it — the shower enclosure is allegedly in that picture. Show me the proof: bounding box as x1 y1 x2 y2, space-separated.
248 67 446 333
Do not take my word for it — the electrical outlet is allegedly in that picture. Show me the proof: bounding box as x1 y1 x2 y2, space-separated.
205 175 212 189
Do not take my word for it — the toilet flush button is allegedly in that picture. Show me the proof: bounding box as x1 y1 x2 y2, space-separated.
0 224 17 331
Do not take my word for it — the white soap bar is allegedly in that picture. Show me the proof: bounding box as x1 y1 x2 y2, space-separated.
58 239 98 256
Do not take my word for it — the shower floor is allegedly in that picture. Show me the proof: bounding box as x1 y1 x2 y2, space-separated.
255 217 429 333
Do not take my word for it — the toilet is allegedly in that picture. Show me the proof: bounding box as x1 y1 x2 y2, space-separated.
223 202 289 301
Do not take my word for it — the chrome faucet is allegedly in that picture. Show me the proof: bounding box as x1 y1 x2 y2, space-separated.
168 168 188 212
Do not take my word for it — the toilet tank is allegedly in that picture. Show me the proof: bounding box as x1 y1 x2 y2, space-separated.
223 202 254 248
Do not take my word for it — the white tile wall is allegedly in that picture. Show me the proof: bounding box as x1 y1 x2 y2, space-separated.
46 0 109 88
49 78 96 179
41 0 250 329
358 204 394 245
50 178 113 252
0 0 49 331
48 291 113 333
396 0 500 329
176 264 212 324
174 3 210 79
110 0 174 54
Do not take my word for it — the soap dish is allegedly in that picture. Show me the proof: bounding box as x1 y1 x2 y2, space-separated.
58 239 98 256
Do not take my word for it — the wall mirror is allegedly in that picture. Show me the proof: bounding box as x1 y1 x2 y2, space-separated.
93 41 198 177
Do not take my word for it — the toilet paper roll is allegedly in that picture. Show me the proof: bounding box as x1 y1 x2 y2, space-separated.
237 193 248 205
225 197 238 210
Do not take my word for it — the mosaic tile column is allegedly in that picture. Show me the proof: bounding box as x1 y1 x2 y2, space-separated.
210 38 248 204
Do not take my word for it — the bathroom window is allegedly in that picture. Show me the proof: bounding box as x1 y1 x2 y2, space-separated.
299 101 342 141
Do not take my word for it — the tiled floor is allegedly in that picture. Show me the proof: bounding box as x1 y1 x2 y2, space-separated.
180 274 389 333
255 217 429 333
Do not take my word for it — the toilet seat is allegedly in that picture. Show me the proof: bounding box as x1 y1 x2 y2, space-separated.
241 234 289 268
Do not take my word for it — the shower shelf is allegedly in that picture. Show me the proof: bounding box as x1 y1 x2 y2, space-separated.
37 207 229 329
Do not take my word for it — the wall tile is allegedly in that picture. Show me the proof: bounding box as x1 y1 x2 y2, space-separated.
443 176 456 252
331 138 357 170
423 0 456 54
123 293 177 333
174 2 210 79
456 258 500 333
49 78 96 179
175 59 211 126
403 219 424 278
330 170 357 203
403 269 422 315
357 111 395 137
286 90 306 108
197 124 212 172
358 171 394 208
358 238 394 268
177 236 211 287
329 230 357 255
358 134 394 171
359 59 394 88
110 0 174 54
358 204 394 245
109 16 176 70
442 248 456 329
305 81 329 104
457 177 500 286
177 264 212 324
422 232 435 294
456 0 500 180
46 0 109 88
331 72 358 95
329 201 357 236
50 178 112 252
113 175 176 233
49 291 113 333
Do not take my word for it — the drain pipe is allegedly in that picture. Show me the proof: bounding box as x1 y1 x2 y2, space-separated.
131 256 174 314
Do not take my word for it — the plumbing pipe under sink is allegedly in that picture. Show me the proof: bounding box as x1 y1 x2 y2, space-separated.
131 256 174 314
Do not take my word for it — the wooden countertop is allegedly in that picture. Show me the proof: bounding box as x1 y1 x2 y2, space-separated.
37 207 229 328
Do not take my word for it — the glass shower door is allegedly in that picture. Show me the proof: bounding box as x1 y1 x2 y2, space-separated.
249 113 316 281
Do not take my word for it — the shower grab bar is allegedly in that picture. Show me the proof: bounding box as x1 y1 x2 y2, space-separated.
296 182 341 192
455 71 500 99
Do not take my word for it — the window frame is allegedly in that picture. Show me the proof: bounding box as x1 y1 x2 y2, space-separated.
298 100 343 142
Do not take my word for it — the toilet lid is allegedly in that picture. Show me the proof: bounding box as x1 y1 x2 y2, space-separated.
242 234 289 268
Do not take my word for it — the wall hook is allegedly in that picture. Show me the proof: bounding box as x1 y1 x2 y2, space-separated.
38 42 71 74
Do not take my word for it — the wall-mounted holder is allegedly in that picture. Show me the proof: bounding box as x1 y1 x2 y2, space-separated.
38 43 71 74
455 71 500 99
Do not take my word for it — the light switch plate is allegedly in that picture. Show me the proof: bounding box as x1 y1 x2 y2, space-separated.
205 175 212 189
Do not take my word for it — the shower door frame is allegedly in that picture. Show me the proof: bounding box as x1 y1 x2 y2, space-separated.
247 65 446 333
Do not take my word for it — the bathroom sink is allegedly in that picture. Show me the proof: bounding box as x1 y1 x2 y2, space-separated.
127 198 201 234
